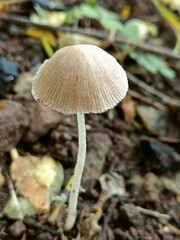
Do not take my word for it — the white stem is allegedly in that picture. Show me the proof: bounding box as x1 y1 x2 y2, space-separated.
64 113 86 231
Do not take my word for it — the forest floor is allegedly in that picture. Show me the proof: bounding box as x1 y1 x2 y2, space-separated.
0 0 180 239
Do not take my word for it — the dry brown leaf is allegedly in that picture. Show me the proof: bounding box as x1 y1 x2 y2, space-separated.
121 94 136 123
10 150 50 213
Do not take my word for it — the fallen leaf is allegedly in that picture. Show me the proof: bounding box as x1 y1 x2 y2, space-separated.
10 151 50 213
10 149 63 213
121 95 136 123
4 197 37 220
34 156 57 188
30 5 66 27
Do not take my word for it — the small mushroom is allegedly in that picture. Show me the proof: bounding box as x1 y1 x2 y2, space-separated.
32 44 128 230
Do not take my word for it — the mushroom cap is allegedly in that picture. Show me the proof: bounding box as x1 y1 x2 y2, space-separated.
32 44 128 115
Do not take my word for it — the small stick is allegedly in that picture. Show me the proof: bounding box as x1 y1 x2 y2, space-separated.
0 0 28 4
158 135 180 144
166 223 180 235
128 72 180 107
129 89 166 111
0 14 180 60
136 206 171 222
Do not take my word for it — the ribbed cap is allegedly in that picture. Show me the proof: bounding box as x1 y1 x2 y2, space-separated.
32 44 128 115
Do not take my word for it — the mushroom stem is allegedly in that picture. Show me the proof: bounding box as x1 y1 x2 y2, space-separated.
65 113 87 231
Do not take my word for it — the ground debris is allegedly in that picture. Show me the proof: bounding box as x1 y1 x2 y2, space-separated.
15 92 61 143
129 172 161 203
8 220 26 238
0 99 29 152
140 136 180 171
119 203 144 229
82 133 112 189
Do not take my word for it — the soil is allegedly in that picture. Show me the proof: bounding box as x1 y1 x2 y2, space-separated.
0 1 180 240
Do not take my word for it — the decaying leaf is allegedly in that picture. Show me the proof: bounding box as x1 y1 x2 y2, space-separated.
121 94 136 123
26 27 57 57
10 149 64 213
4 197 37 220
30 5 66 27
34 156 57 188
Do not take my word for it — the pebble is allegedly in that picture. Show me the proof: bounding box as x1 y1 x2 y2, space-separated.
140 172 161 202
0 100 29 152
36 232 53 240
81 132 112 189
8 220 26 237
129 172 161 203
140 136 180 171
119 203 144 228
15 92 61 143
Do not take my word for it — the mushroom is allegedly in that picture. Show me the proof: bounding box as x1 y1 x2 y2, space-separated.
31 44 128 230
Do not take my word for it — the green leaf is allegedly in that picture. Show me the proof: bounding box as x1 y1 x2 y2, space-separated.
80 3 99 19
41 37 54 58
94 4 119 20
100 18 123 31
4 197 37 220
130 51 176 78
151 0 180 32
159 67 176 79
120 24 139 41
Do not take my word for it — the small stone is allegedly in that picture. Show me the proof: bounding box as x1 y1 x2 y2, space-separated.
140 137 180 171
129 226 138 237
114 228 130 240
15 92 61 143
36 232 53 240
8 220 26 237
14 72 33 93
119 203 144 228
0 57 18 82
0 100 29 152
82 133 112 189
140 172 161 203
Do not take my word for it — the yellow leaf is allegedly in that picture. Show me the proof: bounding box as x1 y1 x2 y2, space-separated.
152 0 180 32
10 149 50 213
26 27 57 47
120 5 131 21
41 37 54 57
34 156 57 188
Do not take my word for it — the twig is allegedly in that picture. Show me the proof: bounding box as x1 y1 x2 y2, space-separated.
129 89 166 111
166 223 180 235
0 14 180 60
23 218 57 235
0 0 29 4
128 72 180 107
6 171 23 220
136 206 171 222
158 135 180 144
